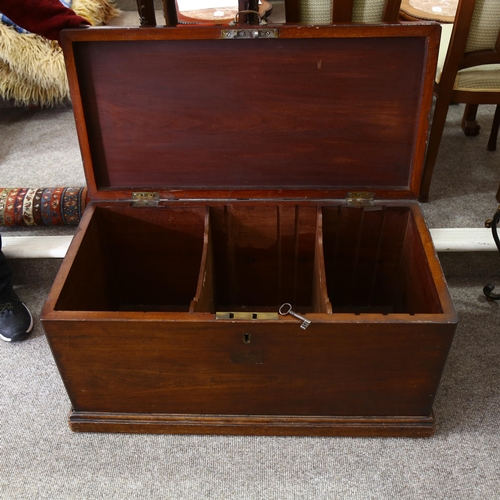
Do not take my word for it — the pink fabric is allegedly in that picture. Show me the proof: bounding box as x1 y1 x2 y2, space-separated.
0 0 90 41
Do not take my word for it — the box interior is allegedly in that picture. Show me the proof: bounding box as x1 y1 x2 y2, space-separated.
55 204 442 315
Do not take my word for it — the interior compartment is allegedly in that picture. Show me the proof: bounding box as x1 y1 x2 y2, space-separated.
55 203 442 315
192 205 326 314
322 206 442 314
55 206 206 311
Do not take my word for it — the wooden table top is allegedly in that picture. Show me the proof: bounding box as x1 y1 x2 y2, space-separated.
400 0 457 23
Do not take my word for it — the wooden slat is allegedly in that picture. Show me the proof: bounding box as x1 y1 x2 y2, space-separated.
382 0 402 22
332 0 354 22
284 0 300 22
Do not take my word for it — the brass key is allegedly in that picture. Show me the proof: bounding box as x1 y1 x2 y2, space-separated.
279 303 311 330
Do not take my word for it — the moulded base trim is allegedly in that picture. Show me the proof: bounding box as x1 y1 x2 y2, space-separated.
69 411 436 437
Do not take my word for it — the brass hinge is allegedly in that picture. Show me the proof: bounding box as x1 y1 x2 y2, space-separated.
132 192 160 207
346 191 375 207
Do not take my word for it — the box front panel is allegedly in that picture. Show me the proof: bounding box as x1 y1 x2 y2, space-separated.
45 319 455 418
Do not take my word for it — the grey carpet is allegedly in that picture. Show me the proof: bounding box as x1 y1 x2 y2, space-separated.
2 23 500 499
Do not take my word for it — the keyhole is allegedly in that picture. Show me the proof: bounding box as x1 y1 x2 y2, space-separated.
243 333 251 344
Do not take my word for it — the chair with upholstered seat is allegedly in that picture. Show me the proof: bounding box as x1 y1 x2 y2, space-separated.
420 0 500 201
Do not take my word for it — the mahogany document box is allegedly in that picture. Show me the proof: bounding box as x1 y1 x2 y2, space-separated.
42 22 457 437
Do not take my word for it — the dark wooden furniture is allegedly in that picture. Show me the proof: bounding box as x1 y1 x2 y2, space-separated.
137 0 271 26
42 23 457 437
488 105 500 151
173 0 272 25
136 0 178 26
462 103 500 152
419 0 500 201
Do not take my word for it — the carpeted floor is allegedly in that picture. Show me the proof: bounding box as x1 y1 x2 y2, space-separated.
1 6 500 499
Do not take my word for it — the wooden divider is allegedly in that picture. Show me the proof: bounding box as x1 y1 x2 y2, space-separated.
190 208 215 314
191 204 331 314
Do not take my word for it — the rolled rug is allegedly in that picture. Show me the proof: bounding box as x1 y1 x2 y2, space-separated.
0 187 88 226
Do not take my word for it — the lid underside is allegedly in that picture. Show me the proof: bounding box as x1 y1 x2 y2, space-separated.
66 25 438 199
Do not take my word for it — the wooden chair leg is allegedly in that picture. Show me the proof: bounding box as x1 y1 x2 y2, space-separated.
487 105 500 152
284 0 300 22
419 98 451 202
462 103 481 136
497 182 500 203
162 0 178 26
137 0 157 26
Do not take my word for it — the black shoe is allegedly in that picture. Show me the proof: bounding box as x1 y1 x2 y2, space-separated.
0 292 33 342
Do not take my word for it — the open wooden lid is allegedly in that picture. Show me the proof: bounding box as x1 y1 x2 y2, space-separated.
61 23 440 201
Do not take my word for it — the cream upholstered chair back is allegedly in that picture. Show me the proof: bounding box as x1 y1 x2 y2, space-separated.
436 0 500 92
465 0 500 52
288 0 401 24
351 0 388 23
420 0 500 201
299 0 332 23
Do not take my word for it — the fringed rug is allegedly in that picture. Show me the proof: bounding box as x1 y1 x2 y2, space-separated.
0 187 88 226
0 0 119 107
